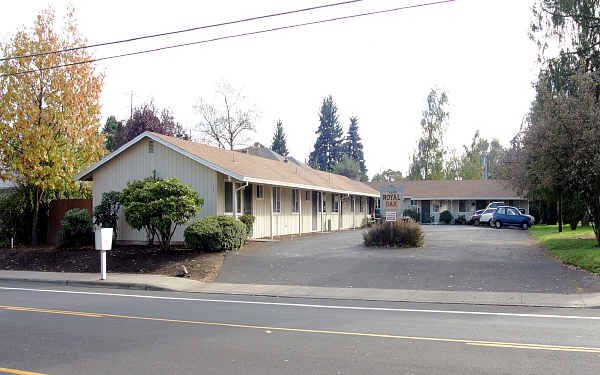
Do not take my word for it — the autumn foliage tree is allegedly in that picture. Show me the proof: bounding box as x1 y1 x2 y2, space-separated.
0 8 105 244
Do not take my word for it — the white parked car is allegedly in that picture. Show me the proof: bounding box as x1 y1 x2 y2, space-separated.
478 208 497 227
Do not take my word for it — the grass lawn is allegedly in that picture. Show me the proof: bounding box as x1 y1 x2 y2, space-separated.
530 224 600 274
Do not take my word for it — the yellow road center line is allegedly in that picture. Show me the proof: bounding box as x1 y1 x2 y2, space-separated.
2 304 599 354
467 343 600 353
0 368 47 375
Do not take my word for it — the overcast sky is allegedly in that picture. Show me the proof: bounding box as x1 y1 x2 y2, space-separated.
2 0 538 179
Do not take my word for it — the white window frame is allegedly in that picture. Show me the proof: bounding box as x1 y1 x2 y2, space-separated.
272 186 281 214
359 197 364 212
305 191 310 201
322 193 327 212
256 184 264 200
292 189 300 213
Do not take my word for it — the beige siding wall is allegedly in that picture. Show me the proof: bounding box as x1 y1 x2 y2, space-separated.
92 139 217 243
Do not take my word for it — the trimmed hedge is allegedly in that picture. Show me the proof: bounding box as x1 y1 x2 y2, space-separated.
184 215 247 252
363 219 424 248
58 209 94 248
439 210 453 224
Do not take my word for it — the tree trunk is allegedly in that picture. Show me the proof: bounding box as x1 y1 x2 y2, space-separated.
31 197 40 246
557 191 563 233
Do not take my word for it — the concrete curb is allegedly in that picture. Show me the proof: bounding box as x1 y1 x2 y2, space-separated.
1 272 599 308
0 276 172 291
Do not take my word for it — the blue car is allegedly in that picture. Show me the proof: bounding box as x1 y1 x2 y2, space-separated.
492 206 533 230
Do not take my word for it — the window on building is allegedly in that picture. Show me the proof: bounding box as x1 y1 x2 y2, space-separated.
236 184 242 213
272 186 281 213
292 189 300 213
305 191 310 201
256 184 264 199
351 196 355 212
224 181 233 213
244 184 253 214
322 193 327 212
432 200 441 213
333 194 339 213
359 197 364 212
459 200 466 212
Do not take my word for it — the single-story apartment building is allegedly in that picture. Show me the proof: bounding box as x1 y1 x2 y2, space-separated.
76 132 379 243
368 180 528 223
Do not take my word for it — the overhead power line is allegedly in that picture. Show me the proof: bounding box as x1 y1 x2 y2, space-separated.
0 0 456 78
0 0 364 62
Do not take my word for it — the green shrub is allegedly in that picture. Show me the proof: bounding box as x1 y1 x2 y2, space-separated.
455 215 467 224
239 214 255 237
404 208 420 222
120 175 203 251
58 209 93 248
439 210 453 224
93 191 121 240
184 217 222 251
184 215 247 252
362 219 424 248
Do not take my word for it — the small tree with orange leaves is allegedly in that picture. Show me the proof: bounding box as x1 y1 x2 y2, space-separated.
0 7 105 244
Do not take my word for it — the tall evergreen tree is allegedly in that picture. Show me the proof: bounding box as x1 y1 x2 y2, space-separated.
342 116 368 181
270 120 289 156
102 116 124 152
308 95 343 172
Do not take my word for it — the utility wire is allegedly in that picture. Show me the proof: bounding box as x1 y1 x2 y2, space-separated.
0 0 364 62
0 0 456 78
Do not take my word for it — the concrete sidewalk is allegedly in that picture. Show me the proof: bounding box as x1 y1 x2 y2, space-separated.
1 270 600 308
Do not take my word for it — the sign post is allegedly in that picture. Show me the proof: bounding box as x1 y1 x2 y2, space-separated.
95 228 113 280
379 186 405 220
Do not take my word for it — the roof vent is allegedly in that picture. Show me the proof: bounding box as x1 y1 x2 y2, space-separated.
148 140 154 154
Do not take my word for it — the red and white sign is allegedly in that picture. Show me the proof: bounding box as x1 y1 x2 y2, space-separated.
385 211 397 222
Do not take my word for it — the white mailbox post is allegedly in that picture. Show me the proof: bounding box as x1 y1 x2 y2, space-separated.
95 228 113 280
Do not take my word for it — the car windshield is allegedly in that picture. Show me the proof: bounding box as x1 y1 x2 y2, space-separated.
484 208 496 214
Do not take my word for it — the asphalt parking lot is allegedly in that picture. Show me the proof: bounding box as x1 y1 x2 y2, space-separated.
216 225 600 293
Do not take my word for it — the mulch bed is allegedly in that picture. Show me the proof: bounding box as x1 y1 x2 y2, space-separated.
0 245 225 282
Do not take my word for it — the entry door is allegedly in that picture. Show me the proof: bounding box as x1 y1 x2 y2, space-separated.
312 191 318 231
421 200 431 223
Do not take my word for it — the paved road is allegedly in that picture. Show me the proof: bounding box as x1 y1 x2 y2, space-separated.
0 281 599 374
217 226 600 293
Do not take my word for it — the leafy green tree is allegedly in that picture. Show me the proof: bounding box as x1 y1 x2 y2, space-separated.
342 116 368 181
120 175 204 251
102 116 124 152
371 169 403 183
270 120 289 156
332 155 362 181
531 0 600 81
407 89 449 180
309 95 343 172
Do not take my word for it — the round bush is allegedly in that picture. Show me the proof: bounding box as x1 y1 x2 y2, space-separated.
184 217 222 251
185 216 247 252
239 214 255 237
439 210 453 224
58 208 93 248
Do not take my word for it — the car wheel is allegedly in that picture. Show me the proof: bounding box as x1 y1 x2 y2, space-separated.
495 220 502 229
521 222 529 230
474 219 479 227
489 220 494 228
